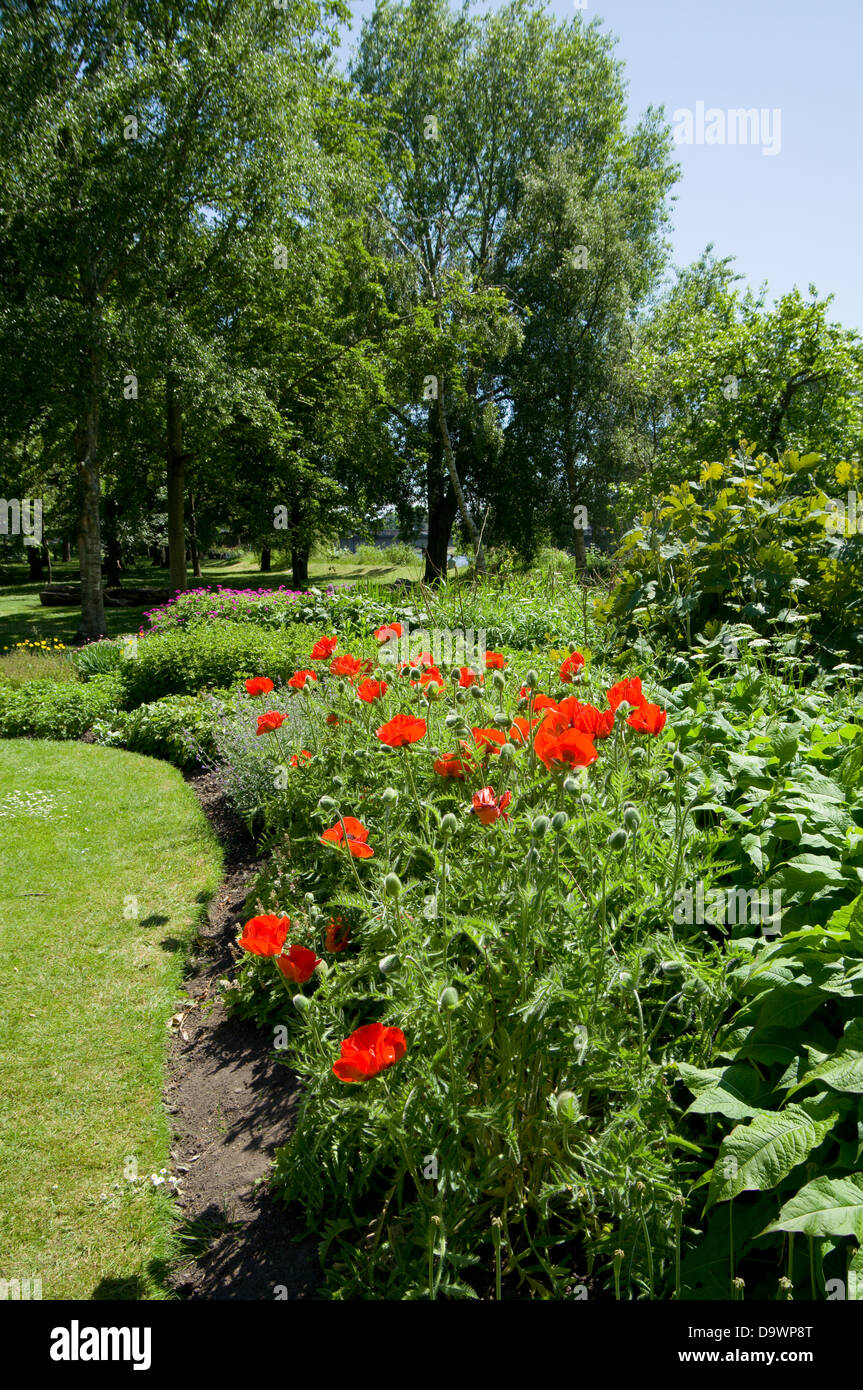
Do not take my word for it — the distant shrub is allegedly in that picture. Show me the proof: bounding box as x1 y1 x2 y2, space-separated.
91 692 222 769
0 673 123 738
72 637 126 679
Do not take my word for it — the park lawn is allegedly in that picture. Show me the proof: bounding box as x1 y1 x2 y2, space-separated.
0 551 423 648
0 740 222 1299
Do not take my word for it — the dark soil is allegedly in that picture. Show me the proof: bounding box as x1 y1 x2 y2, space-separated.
165 770 320 1300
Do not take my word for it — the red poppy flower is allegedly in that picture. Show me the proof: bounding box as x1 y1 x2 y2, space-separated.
534 725 598 771
311 636 338 660
288 669 317 689
374 623 403 642
472 727 506 753
519 689 558 713
330 653 372 680
256 711 286 735
245 676 274 697
376 713 427 747
434 753 473 779
357 677 388 702
325 916 351 953
627 701 667 735
485 651 507 669
276 943 321 984
332 1021 407 1083
326 713 340 726
560 652 585 683
458 666 483 688
238 914 290 956
416 665 444 689
320 816 374 858
289 750 311 767
606 677 646 711
508 715 537 745
571 702 615 740
470 785 512 826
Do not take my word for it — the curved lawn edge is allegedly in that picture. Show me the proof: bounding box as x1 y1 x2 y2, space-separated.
0 739 222 1299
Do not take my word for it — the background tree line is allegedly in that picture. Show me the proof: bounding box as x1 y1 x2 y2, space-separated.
1 0 861 638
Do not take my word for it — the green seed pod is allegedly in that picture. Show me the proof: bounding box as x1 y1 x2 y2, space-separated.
608 828 629 853
623 806 641 832
551 811 568 832
440 812 458 836
555 1090 580 1122
384 872 402 899
525 669 539 689
532 814 550 840
492 669 506 690
380 787 399 807
673 750 687 775
292 993 311 1013
379 954 400 976
438 986 459 1011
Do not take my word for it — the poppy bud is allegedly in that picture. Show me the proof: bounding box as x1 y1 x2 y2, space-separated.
492 710 509 727
608 828 628 852
525 669 538 689
292 993 311 1013
319 795 337 812
381 787 399 806
613 970 633 991
384 872 402 899
581 792 592 807
438 986 459 1011
314 960 328 980
440 812 458 836
555 1090 580 1122
526 846 541 866
673 750 687 775
498 742 516 762
444 712 459 727
379 954 400 975
563 776 579 794
332 776 345 789
567 641 579 654
492 670 505 689
551 811 568 832
470 683 483 700
532 815 550 840
623 806 641 832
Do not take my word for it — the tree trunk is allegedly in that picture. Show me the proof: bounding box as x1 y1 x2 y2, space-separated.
189 492 202 578
166 371 188 593
26 544 44 583
62 537 71 563
75 397 107 641
563 432 587 574
291 546 308 587
436 393 486 574
260 545 271 573
41 540 52 586
104 496 123 587
423 404 457 581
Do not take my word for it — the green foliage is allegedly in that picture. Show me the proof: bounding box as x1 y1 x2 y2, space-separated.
602 445 863 663
116 624 314 706
90 693 222 770
0 673 123 739
72 637 127 679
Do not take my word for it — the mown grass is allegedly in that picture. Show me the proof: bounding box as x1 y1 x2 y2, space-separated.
0 740 222 1299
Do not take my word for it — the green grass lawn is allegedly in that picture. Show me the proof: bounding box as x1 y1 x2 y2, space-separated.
0 740 222 1299
0 550 424 649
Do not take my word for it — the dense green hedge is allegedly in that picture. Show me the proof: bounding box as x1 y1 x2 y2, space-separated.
116 623 317 706
0 674 124 739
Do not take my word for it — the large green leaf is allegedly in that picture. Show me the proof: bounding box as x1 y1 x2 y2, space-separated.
788 1018 863 1097
707 1104 837 1206
677 1062 769 1120
763 1174 863 1241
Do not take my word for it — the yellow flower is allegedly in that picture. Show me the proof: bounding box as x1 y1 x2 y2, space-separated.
836 460 853 486
700 461 725 483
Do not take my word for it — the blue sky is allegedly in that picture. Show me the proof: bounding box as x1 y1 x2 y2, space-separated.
337 0 863 332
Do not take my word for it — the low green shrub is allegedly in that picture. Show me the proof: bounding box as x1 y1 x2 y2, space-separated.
90 692 224 769
71 637 127 679
0 673 123 739
117 623 315 706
